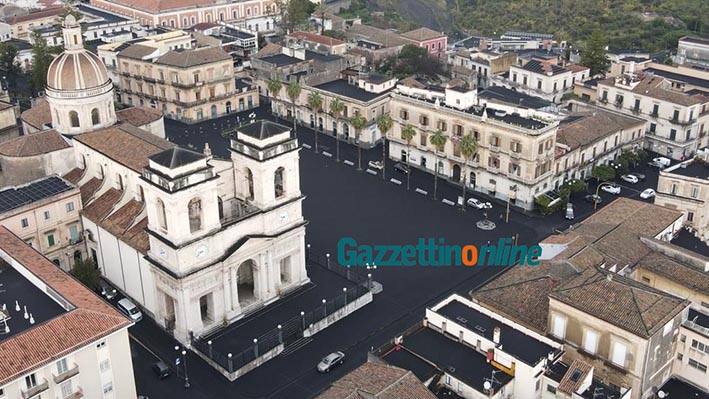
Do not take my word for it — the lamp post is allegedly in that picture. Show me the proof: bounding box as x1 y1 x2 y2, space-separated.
594 182 616 210
174 345 190 388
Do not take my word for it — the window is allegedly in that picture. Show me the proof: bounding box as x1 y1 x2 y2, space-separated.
69 225 80 242
57 358 68 374
652 104 659 116
688 358 707 373
274 167 285 198
535 379 541 391
547 385 557 394
678 353 684 361
583 329 599 354
670 129 677 140
642 276 651 284
672 109 680 121
60 380 73 397
537 80 542 89
66 202 74 212
691 186 699 198
102 382 114 394
611 341 627 367
47 233 56 247
691 339 709 355
419 114 429 126
687 211 694 222
25 373 37 388
671 183 678 195
44 210 50 220
69 111 79 128
552 314 566 338
100 359 111 373
188 198 202 233
91 108 100 125
96 341 106 349
156 199 167 231
21 218 29 228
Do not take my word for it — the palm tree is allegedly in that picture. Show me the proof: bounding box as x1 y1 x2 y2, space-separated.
266 79 282 116
350 112 367 171
286 80 302 133
307 92 323 153
458 134 479 211
430 129 448 200
314 2 328 34
400 124 416 190
329 98 344 162
376 114 393 180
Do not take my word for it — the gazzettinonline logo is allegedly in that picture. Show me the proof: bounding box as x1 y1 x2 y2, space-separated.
337 237 542 267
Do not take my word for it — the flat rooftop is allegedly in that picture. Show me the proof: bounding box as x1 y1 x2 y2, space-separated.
77 4 128 24
381 345 438 382
658 377 708 399
545 361 625 399
665 160 709 179
400 327 513 395
645 67 709 89
479 85 553 109
0 176 75 215
314 80 391 102
258 53 303 67
688 308 709 329
0 262 66 343
436 299 556 365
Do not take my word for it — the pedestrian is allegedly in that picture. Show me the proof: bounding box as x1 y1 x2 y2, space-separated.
499 213 503 221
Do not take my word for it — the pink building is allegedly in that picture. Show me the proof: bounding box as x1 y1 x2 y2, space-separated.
401 27 448 58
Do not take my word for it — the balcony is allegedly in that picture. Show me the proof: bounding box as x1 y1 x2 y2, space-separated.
489 145 500 153
53 364 79 384
144 76 156 83
670 117 696 126
65 387 84 399
21 380 48 399
650 111 659 118
220 198 260 226
510 151 521 159
631 107 641 115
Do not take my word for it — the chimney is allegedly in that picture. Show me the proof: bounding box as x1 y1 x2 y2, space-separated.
493 327 501 345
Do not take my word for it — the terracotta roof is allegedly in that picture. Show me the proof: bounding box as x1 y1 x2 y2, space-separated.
74 123 173 173
566 64 589 73
636 241 709 294
79 177 103 204
0 101 14 111
0 129 70 157
288 31 345 46
117 107 163 127
117 43 158 60
82 188 123 223
557 359 592 394
315 361 437 399
123 217 150 253
20 100 51 130
629 75 707 106
0 227 130 386
401 27 446 42
556 110 644 150
62 167 85 185
106 0 214 12
6 6 63 24
99 200 149 253
346 24 408 48
254 42 283 58
155 47 231 68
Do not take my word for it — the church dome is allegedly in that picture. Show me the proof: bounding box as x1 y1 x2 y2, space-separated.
46 15 110 91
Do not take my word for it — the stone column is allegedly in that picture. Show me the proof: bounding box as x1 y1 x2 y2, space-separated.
222 267 231 314
268 249 278 293
230 266 239 313
255 256 267 301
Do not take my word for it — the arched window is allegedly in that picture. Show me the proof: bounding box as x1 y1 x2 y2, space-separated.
206 14 212 22
91 108 100 125
98 165 104 179
183 17 188 27
69 111 79 127
274 167 285 198
188 198 202 233
217 196 224 220
246 7 251 16
219 12 224 21
170 19 175 28
156 199 167 231
232 10 238 18
116 173 123 190
191 16 196 25
245 168 254 200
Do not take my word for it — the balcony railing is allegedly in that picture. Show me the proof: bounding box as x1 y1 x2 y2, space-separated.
53 364 79 384
220 198 260 226
21 380 48 399
66 386 84 399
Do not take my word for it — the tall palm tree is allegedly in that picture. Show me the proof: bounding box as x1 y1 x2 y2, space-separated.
401 124 416 190
307 92 323 153
286 80 302 133
430 129 448 200
350 112 367 171
458 134 479 211
266 79 282 116
376 114 393 180
314 2 328 34
329 98 344 162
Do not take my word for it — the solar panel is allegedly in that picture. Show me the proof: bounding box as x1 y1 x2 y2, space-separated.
0 177 72 214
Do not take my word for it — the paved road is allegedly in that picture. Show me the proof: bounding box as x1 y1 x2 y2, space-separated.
128 107 666 399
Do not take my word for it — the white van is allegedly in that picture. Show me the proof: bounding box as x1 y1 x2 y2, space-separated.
117 298 143 322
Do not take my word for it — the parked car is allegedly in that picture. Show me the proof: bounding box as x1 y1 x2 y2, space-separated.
117 298 143 322
565 203 575 220
629 172 646 181
467 198 492 209
600 184 621 195
620 174 639 184
152 361 171 379
99 279 117 300
317 351 345 373
393 163 410 174
368 160 383 170
585 194 602 204
640 188 656 199
648 160 664 168
652 157 671 167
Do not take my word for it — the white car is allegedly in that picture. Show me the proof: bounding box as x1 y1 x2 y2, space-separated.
601 184 621 195
368 160 383 170
620 174 639 184
640 188 656 199
467 198 492 209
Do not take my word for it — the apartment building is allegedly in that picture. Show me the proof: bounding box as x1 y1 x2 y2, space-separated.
655 157 709 242
389 77 559 211
5 6 64 40
0 226 136 399
270 72 395 147
596 74 709 160
344 23 409 63
553 104 646 186
0 100 18 142
492 58 589 103
674 308 709 392
286 31 347 56
118 44 257 122
448 50 517 89
0 176 85 271
675 36 709 69
400 27 447 59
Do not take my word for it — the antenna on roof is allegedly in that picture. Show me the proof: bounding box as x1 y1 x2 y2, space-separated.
483 370 502 394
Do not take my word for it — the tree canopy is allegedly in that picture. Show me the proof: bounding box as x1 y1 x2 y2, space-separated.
580 30 611 76
31 32 55 93
377 44 445 78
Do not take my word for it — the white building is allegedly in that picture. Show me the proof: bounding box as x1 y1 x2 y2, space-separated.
673 308 709 392
492 58 589 103
0 226 136 399
675 36 709 69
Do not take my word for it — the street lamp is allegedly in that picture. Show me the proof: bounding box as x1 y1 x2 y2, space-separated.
594 181 616 210
174 345 190 388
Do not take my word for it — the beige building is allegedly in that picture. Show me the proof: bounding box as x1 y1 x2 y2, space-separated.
118 44 258 122
5 6 64 40
389 77 559 210
0 175 85 271
655 157 709 242
0 226 136 399
673 308 709 392
0 100 18 142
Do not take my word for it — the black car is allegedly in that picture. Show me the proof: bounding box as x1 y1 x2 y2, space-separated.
152 361 171 379
630 172 646 181
393 163 410 174
584 194 602 204
98 279 117 300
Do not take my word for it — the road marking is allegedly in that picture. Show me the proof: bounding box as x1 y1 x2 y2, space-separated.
390 178 402 185
302 143 312 149
366 169 378 175
129 334 164 363
415 188 428 195
322 151 332 157
344 160 354 166
442 199 456 206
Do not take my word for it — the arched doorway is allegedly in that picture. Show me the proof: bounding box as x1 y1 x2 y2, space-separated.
318 117 323 131
239 98 245 111
343 124 349 140
469 171 476 188
226 101 232 113
211 105 217 118
452 164 461 182
237 259 257 306
73 250 82 264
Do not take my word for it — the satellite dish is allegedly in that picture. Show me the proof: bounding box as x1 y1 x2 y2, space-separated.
483 381 492 390
657 391 667 398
